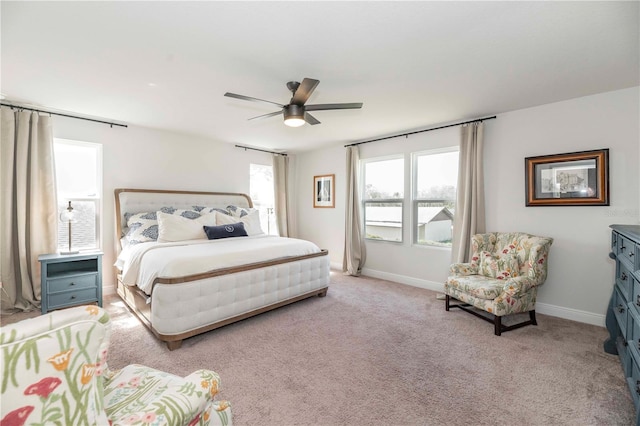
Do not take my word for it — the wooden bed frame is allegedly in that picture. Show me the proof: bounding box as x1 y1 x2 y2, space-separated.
114 188 330 350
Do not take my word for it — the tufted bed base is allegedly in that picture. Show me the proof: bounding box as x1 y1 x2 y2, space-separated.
114 188 330 350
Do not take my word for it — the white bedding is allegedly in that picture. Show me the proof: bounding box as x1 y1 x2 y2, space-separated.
116 235 322 294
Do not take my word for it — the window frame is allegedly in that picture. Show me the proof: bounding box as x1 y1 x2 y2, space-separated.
361 155 405 243
411 146 459 247
54 138 103 252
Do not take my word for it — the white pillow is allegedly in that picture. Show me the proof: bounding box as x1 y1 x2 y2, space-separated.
216 210 264 236
157 211 218 242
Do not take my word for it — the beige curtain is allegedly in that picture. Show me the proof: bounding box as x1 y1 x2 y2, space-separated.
451 121 485 263
343 146 366 275
273 154 290 237
1 109 58 313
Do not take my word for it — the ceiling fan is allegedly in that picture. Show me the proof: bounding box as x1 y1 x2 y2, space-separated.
224 78 363 127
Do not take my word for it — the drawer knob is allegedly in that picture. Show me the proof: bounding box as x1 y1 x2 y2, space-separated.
630 252 635 257
622 245 627 252
636 380 640 395
70 296 76 300
621 272 628 281
617 304 626 313
636 295 640 307
70 282 75 286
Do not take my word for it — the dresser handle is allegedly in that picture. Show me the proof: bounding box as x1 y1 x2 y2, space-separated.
621 272 628 281
70 282 75 286
630 252 635 258
617 304 626 313
636 380 640 395
70 296 76 300
636 295 640 307
622 245 627 252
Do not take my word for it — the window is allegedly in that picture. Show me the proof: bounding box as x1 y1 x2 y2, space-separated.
413 148 459 246
362 157 404 242
249 163 277 235
54 139 102 251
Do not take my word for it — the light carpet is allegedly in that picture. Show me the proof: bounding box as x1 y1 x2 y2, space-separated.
4 272 635 425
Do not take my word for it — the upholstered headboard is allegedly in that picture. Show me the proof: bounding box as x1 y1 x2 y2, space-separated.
114 188 253 247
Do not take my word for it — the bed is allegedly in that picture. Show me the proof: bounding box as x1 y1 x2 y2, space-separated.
114 188 330 350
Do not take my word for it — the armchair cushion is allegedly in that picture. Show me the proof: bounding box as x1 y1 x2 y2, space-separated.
477 251 520 280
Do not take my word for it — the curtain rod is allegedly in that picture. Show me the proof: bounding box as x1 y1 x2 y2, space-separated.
235 144 287 156
0 102 127 128
344 115 497 147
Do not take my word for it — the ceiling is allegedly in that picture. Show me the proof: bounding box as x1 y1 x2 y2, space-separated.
2 1 638 153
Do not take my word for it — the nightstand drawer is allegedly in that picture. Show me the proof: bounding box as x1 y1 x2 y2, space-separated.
48 288 98 308
47 274 97 293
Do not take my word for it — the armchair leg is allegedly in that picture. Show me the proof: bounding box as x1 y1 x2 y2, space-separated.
530 310 537 326
494 316 502 336
445 294 450 311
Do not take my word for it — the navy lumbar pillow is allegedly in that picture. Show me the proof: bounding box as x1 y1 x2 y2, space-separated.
203 222 248 240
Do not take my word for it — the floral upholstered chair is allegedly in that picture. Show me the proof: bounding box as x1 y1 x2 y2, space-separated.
444 232 553 336
0 306 232 425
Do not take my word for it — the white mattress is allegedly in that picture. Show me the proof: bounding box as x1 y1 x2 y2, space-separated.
117 235 323 294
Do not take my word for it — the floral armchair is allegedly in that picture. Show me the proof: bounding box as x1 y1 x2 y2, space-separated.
444 232 553 335
0 306 232 425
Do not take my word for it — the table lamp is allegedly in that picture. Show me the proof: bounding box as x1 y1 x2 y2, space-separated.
60 201 79 255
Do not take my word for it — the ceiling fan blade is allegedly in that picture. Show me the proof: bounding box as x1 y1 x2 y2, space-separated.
224 92 285 108
304 112 321 125
248 110 283 121
291 78 320 105
306 102 363 111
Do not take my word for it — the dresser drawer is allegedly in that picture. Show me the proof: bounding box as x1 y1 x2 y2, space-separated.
618 334 631 377
614 286 629 337
617 261 634 301
48 288 98 309
618 235 638 270
629 352 640 407
47 273 97 293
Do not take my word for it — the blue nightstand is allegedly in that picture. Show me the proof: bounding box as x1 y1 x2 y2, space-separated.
38 252 103 314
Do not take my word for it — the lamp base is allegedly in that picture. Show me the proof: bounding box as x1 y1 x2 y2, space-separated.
60 250 79 255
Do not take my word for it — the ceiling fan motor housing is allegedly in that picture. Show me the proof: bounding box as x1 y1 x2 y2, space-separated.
284 104 304 119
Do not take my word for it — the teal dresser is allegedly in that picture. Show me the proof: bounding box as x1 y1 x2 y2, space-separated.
605 225 640 424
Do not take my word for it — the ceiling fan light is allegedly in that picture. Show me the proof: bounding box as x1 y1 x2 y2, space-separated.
283 104 305 127
284 117 305 127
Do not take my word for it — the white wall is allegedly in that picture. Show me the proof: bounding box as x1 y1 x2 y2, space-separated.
484 86 639 324
53 117 273 293
296 86 640 325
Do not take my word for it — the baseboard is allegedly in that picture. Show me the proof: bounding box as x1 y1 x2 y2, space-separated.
361 267 606 327
361 268 444 293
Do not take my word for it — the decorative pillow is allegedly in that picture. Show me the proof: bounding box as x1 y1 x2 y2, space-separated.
206 207 232 216
125 208 201 244
227 205 256 218
125 212 159 244
203 222 248 240
216 209 264 236
478 251 520 280
157 211 218 242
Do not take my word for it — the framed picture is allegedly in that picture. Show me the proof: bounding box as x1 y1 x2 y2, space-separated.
314 174 335 208
525 149 609 206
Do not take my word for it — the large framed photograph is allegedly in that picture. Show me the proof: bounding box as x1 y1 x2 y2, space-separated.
314 174 335 208
525 149 609 206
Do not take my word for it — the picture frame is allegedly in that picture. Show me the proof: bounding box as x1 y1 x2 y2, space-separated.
314 174 335 208
525 148 609 206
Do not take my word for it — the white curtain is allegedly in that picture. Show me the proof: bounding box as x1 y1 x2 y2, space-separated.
451 121 485 263
1 109 58 313
343 146 366 275
273 154 290 237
